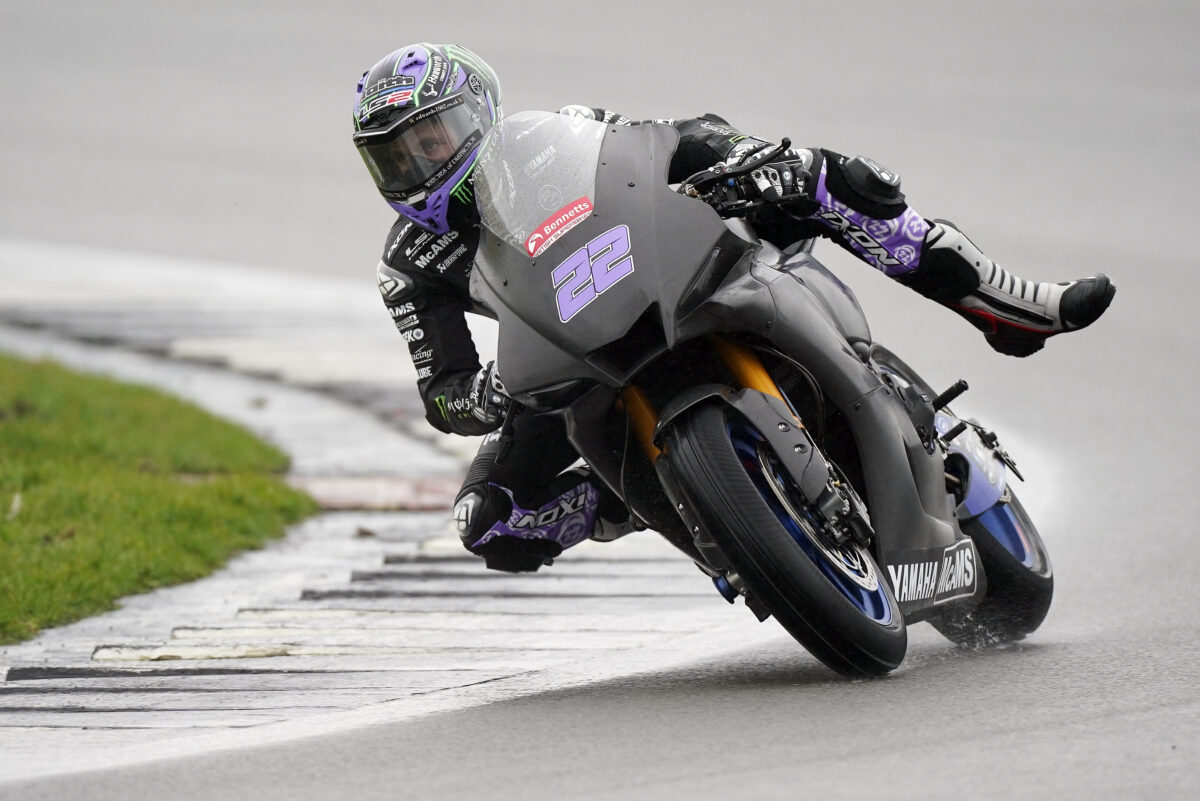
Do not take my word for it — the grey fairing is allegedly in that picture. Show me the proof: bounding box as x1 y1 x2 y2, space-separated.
780 255 872 346
471 121 751 394
668 254 961 556
474 114 959 556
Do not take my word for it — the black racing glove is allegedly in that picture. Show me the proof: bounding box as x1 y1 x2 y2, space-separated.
469 360 511 428
748 160 810 204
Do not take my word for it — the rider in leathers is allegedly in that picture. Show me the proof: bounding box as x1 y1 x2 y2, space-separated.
353 44 1115 573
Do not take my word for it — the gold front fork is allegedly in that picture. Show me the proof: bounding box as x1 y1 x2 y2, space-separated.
707 336 793 412
618 385 662 462
618 335 798 463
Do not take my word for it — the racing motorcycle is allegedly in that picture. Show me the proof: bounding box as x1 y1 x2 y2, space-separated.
469 111 1053 677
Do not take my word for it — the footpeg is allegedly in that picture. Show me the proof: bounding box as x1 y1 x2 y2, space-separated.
931 380 969 411
940 420 968 443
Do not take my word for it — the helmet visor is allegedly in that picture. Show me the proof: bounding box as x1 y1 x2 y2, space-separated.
354 96 482 203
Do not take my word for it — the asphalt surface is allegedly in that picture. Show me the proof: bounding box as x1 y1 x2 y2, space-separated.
0 277 744 782
2 0 1199 798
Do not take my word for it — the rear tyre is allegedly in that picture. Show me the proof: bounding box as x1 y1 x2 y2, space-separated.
869 344 1054 647
932 490 1053 647
665 402 906 677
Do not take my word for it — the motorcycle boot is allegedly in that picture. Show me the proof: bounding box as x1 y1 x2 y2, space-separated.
564 465 646 542
899 220 1116 356
455 470 603 573
452 485 556 573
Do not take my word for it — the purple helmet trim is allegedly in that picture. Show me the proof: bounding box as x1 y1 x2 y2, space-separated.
811 164 930 277
393 44 432 91
387 149 477 234
353 45 430 125
471 481 599 551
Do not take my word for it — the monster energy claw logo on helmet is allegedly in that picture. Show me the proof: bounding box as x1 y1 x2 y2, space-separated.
352 43 503 234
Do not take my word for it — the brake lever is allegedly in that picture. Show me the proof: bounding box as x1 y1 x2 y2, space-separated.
679 137 794 197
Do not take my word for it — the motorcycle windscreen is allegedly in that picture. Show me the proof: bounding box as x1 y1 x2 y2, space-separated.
475 111 606 258
473 111 737 393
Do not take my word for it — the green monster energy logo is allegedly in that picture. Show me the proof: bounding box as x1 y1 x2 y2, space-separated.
435 394 449 421
444 45 489 79
450 167 475 205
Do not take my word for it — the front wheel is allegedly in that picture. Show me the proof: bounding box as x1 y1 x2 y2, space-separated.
932 490 1053 647
664 402 907 677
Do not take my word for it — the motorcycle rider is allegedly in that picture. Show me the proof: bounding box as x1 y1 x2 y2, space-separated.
353 43 1115 573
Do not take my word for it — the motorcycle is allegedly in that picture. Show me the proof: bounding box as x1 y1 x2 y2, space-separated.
468 111 1053 677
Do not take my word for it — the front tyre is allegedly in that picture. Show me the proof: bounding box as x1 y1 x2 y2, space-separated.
932 490 1053 647
665 402 906 678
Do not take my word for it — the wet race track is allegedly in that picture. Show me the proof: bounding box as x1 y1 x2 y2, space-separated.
1 2 1198 798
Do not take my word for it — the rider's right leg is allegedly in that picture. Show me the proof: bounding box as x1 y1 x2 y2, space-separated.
898 220 1116 356
796 149 1116 357
452 411 617 573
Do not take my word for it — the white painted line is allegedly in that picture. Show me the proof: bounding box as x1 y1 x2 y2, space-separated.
91 643 610 661
232 608 702 632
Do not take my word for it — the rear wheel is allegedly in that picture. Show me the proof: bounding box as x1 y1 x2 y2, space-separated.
665 402 906 677
932 490 1053 646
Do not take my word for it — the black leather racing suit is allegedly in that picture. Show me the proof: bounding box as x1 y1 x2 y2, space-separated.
375 111 918 571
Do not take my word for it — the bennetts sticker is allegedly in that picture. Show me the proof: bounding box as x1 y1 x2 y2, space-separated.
525 197 594 257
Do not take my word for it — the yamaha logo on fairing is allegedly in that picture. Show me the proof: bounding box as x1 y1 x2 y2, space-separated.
887 540 977 604
887 559 940 602
524 145 557 178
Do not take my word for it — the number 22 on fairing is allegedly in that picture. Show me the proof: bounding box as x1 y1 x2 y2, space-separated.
551 225 635 323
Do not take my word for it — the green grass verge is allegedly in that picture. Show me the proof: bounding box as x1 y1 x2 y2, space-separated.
0 353 320 645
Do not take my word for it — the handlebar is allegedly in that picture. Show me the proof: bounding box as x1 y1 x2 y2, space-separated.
676 137 808 218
